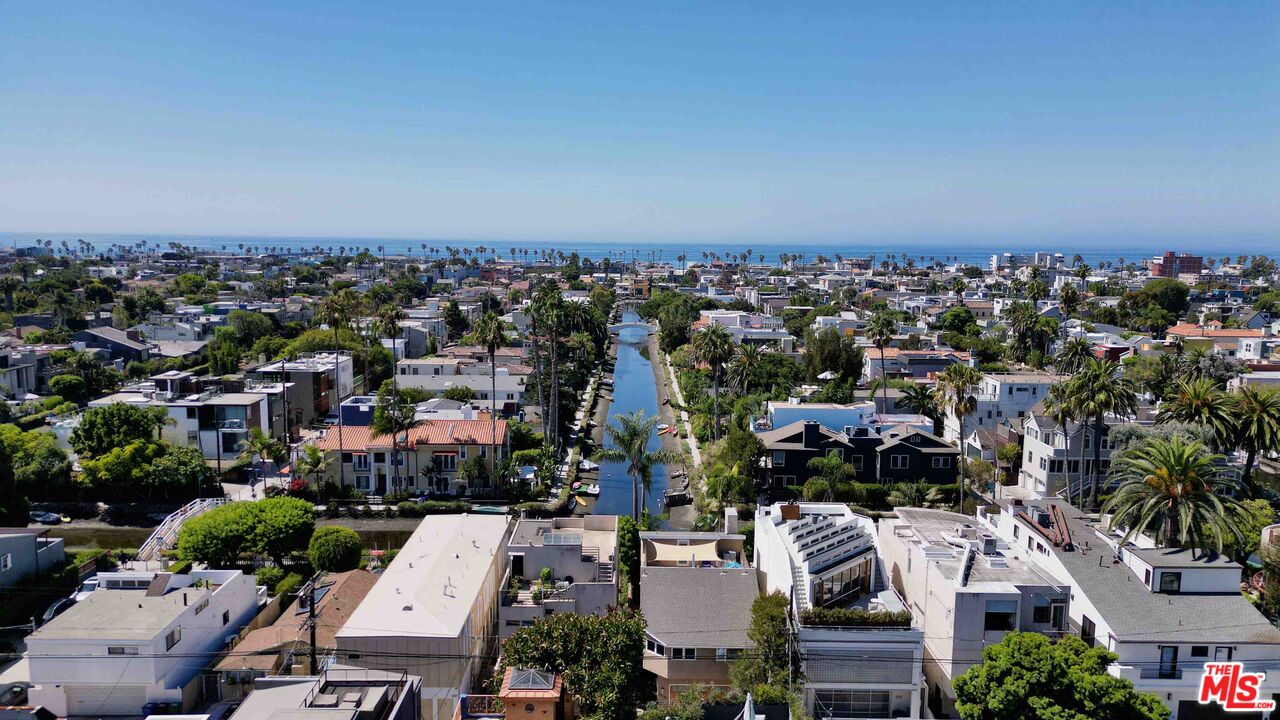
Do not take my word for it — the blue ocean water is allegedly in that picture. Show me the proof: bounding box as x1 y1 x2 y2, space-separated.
1 231 1275 268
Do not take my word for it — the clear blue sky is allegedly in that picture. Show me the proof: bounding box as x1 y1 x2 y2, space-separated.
1 2 1276 244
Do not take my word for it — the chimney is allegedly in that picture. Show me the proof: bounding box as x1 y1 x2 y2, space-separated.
724 507 739 534
780 503 801 522
125 330 142 342
803 420 822 449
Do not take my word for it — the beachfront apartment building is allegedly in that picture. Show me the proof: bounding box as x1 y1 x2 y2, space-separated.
25 568 262 717
978 499 1280 720
336 514 513 720
500 516 619 639
942 372 1063 446
754 502 924 720
639 529 757 702
878 508 1069 717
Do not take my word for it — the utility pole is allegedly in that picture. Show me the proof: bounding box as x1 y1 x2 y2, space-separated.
298 572 322 673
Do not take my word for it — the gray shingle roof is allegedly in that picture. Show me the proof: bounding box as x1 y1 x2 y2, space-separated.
1048 502 1280 644
640 566 758 648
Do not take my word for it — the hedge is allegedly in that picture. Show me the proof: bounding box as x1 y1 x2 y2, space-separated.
800 607 913 628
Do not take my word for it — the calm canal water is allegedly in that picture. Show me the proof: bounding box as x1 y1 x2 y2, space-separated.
592 310 670 518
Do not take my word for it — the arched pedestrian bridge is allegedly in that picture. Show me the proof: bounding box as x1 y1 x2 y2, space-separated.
608 320 654 334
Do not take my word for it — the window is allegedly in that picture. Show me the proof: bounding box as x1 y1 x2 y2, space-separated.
715 648 742 661
983 600 1017 631
165 627 182 650
222 610 230 626
186 408 197 419
1158 645 1179 679
890 454 909 470
1032 605 1051 624
1215 647 1233 661
645 638 666 656
1080 616 1096 645
772 451 786 467
373 452 386 463
107 646 139 655
354 454 370 471
193 598 209 615
1191 646 1209 658
1039 457 1048 470
813 690 890 719
0 553 11 571
356 475 371 490
438 454 458 471
342 452 353 463
1159 571 1182 594
932 456 950 468
671 647 696 660
850 456 864 472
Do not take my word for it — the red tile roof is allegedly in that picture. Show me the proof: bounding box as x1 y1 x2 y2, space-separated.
1167 323 1262 338
313 418 506 451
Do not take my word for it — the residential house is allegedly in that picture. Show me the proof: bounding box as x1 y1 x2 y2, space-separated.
764 399 876 435
25 568 261 716
227 666 421 720
72 326 151 364
639 527 757 702
336 514 513 720
1017 407 1116 500
979 499 1280 720
244 352 355 430
0 528 65 588
500 516 619 639
862 348 970 382
312 418 507 496
1166 322 1264 358
397 358 528 413
943 372 1064 445
879 508 1069 717
876 426 960 484
754 502 924 719
215 569 379 697
758 420 879 487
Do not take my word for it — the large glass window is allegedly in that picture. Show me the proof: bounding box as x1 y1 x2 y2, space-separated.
812 558 871 608
983 600 1017 631
813 690 891 719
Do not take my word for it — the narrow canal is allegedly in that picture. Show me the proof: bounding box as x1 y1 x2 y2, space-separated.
592 309 670 518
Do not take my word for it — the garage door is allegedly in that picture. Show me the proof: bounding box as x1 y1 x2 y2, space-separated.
66 684 148 717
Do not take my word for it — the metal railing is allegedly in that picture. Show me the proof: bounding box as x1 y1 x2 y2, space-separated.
137 497 230 561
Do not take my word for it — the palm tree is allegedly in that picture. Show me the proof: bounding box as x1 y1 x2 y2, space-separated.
532 283 564 449
593 410 680 519
1157 379 1235 450
691 323 734 441
376 303 408 490
1230 385 1280 491
239 427 283 490
473 312 508 482
865 312 897 413
1103 439 1245 551
320 290 360 489
1043 384 1083 507
899 381 940 435
725 343 762 394
1053 337 1094 374
295 444 330 493
937 364 982 490
1069 358 1137 509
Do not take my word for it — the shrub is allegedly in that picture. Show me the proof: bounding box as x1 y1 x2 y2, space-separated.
800 607 913 628
276 571 305 599
255 566 285 593
309 526 363 572
397 501 425 518
166 559 193 576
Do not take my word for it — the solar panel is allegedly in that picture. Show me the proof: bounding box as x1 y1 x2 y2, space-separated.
509 668 555 690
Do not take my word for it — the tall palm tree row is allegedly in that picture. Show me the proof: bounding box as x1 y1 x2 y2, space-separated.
937 363 982 490
1103 438 1245 552
593 410 680 520
1064 358 1137 510
532 282 564 450
473 311 508 483
865 312 897 413
376 303 408 491
691 323 734 442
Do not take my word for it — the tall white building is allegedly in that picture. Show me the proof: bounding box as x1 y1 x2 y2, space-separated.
754 502 924 719
943 372 1063 446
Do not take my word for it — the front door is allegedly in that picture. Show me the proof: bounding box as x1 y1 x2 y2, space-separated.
1158 645 1178 679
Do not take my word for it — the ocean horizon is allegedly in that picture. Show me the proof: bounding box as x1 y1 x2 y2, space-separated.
1 231 1276 268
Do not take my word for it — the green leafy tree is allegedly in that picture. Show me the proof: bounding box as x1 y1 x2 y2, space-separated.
226 310 276 348
148 443 211 498
495 612 648 720
0 424 73 500
691 323 734 441
309 526 363 572
952 631 1167 720
0 441 28 526
1103 439 1245 552
616 515 640 608
71 403 171 457
803 327 866 383
177 502 259 567
207 326 242 375
444 386 476 402
729 591 794 695
250 496 316 567
48 375 88 405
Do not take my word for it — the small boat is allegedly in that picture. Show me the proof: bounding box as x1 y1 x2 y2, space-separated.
471 506 509 515
663 488 692 508
657 423 670 432
578 459 600 471
579 484 601 497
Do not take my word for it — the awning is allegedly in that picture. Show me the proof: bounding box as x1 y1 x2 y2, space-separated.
650 540 722 564
434 451 458 456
